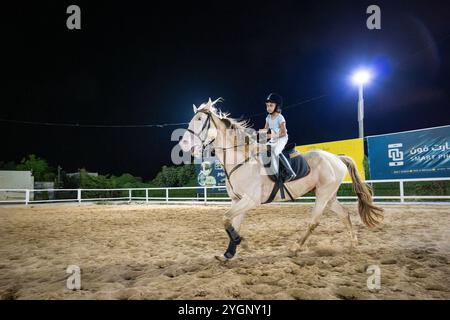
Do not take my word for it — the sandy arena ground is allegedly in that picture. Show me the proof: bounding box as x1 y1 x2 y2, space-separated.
0 203 449 300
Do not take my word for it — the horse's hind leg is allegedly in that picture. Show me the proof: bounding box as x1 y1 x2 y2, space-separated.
328 197 358 247
298 199 327 247
290 185 336 254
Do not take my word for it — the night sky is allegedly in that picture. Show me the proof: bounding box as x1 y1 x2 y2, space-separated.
1 1 449 180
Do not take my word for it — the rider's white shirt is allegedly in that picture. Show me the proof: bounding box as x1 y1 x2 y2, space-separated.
266 113 287 135
265 113 289 155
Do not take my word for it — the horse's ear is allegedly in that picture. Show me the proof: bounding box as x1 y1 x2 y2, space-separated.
193 104 197 113
212 97 223 105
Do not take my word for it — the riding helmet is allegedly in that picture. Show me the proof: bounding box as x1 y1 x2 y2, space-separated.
265 93 283 113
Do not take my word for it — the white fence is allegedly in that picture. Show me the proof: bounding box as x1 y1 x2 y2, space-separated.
0 177 449 206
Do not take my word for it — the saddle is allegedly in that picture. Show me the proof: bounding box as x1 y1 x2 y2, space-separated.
261 142 311 204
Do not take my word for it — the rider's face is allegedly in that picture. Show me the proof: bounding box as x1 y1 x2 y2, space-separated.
266 102 276 113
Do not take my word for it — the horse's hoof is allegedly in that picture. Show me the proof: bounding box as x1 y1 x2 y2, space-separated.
289 242 309 257
214 255 230 262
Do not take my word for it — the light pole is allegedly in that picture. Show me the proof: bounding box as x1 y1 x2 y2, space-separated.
352 70 372 139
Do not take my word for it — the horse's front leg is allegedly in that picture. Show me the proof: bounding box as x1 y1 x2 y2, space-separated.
218 194 257 260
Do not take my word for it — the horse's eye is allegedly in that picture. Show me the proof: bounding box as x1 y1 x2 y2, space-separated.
197 117 202 121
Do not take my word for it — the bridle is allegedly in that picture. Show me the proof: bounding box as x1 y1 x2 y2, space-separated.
186 112 216 148
186 110 255 200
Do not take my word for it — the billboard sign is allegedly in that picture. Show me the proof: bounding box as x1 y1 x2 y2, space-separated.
367 125 450 179
296 138 365 181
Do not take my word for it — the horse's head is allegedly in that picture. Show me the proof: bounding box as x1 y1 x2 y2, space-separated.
179 98 221 157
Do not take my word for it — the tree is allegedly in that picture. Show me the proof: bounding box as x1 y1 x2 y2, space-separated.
152 166 178 187
79 169 110 189
151 164 197 187
110 173 144 188
178 164 196 186
16 154 55 181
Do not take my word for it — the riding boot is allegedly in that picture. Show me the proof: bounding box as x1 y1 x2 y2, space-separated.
279 153 296 181
269 153 279 178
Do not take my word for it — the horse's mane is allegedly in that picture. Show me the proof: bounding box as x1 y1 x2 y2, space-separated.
197 98 262 153
199 98 252 131
197 98 258 148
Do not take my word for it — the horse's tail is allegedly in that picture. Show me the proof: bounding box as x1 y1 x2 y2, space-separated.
339 155 384 228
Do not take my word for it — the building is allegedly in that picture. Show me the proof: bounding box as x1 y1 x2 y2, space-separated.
0 170 34 201
66 172 98 178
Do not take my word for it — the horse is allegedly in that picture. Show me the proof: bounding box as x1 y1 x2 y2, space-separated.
178 98 384 261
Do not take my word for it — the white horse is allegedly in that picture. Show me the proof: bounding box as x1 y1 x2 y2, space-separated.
179 98 383 260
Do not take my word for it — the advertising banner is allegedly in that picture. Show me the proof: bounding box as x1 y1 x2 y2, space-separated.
367 125 450 179
196 157 226 193
296 138 365 181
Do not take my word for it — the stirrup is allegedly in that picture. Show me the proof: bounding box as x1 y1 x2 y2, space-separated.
286 173 296 182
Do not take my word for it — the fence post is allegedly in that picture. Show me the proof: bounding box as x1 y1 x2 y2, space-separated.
204 186 207 204
146 189 149 203
25 190 30 205
77 189 81 204
166 188 169 203
399 180 405 203
128 189 132 203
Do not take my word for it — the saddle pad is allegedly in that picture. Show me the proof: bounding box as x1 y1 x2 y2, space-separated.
281 150 310 182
